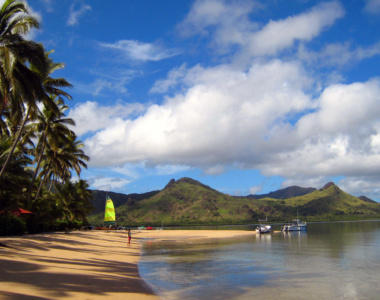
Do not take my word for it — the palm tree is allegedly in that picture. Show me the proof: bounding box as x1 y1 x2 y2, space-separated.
0 0 40 117
0 137 32 211
54 180 93 222
0 0 53 180
35 134 89 200
28 102 75 199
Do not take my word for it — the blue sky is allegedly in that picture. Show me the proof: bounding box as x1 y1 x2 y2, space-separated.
24 0 380 200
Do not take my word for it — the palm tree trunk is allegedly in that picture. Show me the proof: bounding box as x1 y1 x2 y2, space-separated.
0 105 31 179
48 178 54 192
28 132 47 200
35 172 48 200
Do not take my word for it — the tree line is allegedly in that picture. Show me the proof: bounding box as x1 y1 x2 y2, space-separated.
0 0 92 235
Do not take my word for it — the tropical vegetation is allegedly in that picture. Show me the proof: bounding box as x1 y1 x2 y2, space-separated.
0 0 92 236
87 178 380 227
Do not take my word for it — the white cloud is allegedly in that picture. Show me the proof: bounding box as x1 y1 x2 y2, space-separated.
82 61 380 198
364 0 380 14
87 176 131 192
67 1 91 26
75 0 380 199
249 185 263 195
339 177 380 199
259 79 380 180
150 64 188 94
281 177 331 191
178 0 257 49
73 68 142 97
83 59 313 168
68 101 145 136
99 40 181 62
179 0 344 58
247 2 344 57
297 41 380 68
155 164 192 175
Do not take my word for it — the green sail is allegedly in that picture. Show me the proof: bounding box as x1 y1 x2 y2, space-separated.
104 197 116 226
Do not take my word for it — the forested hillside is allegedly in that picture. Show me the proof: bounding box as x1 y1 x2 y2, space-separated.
88 178 380 226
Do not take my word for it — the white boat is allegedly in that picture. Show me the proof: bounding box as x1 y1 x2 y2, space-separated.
281 218 307 231
256 225 272 234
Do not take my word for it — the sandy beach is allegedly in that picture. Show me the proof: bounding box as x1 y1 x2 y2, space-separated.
0 229 256 299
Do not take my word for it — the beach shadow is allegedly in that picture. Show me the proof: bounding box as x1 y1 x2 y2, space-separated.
0 291 51 300
2 231 130 255
0 232 155 299
0 255 155 299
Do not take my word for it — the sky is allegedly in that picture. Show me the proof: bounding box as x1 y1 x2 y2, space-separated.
21 0 380 201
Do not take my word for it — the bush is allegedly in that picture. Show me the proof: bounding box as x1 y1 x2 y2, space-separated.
53 220 83 231
0 214 26 236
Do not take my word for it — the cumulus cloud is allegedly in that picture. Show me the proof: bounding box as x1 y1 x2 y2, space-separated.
77 0 380 197
67 1 91 26
257 79 380 181
83 59 313 168
99 40 181 63
81 63 380 195
339 177 380 199
68 101 145 136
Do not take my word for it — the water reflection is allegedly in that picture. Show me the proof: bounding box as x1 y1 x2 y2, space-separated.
139 220 380 300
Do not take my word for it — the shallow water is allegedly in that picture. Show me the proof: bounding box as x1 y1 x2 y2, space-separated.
139 220 380 299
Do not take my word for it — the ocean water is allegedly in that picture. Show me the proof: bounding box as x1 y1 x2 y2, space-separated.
138 220 380 300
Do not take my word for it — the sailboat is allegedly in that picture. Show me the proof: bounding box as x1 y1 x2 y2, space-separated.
281 210 306 231
103 195 116 228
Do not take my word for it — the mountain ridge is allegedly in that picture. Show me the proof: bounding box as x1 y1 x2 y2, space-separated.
87 177 380 226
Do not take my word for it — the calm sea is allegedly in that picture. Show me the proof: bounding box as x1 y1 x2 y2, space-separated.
139 220 380 300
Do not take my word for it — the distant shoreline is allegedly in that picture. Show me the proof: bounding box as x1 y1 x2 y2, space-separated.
0 229 257 299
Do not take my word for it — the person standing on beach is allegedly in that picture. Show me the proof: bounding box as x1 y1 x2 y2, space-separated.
127 229 132 245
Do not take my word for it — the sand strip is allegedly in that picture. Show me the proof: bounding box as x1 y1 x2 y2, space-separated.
0 230 256 299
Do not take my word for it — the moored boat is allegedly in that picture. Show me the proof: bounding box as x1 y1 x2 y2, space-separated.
256 225 272 234
281 218 306 231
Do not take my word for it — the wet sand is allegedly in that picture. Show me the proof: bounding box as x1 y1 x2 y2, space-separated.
0 229 256 299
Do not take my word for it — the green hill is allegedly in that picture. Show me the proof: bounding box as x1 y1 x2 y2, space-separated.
89 190 159 214
248 185 316 199
87 178 380 226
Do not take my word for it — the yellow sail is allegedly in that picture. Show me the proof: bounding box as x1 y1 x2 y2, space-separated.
104 196 116 226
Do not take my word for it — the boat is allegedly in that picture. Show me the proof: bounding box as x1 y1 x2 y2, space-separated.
256 216 271 234
256 225 272 234
103 195 116 229
281 212 306 231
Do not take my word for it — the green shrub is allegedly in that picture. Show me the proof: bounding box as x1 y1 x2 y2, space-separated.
53 220 83 231
0 214 26 236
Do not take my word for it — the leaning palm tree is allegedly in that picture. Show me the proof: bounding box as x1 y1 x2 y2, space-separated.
0 0 41 118
27 50 73 199
0 0 54 180
28 102 75 199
